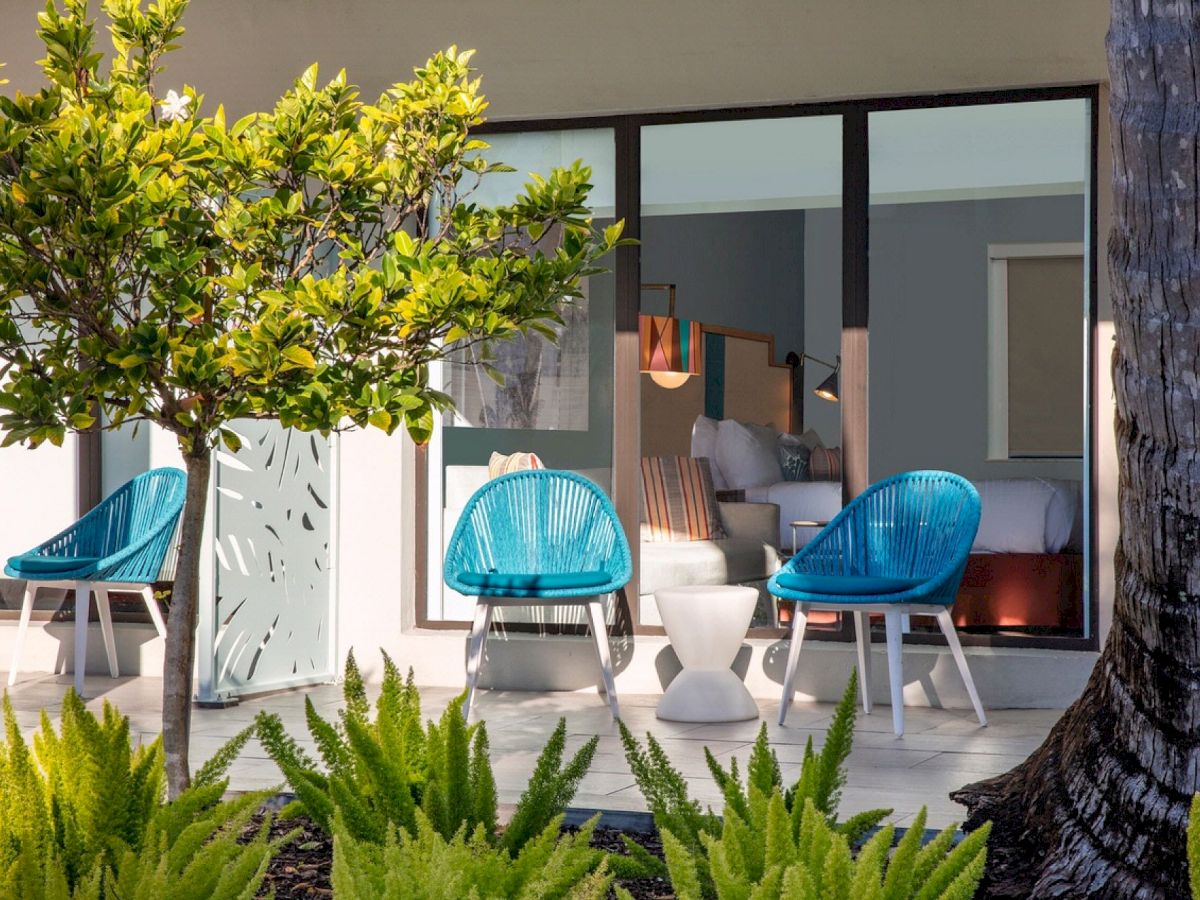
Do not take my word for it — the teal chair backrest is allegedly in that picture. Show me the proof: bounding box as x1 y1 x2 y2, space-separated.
443 470 632 599
6 467 187 582
784 470 981 605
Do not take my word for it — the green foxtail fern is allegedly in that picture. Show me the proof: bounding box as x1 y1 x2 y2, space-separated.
617 670 890 889
0 689 283 898
255 648 599 851
661 798 990 900
332 811 633 900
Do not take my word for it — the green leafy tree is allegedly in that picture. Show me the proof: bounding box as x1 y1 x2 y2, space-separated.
255 649 599 853
0 0 620 797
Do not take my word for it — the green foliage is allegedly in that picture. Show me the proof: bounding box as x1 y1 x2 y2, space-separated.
332 810 612 899
661 799 990 900
0 0 623 454
1189 794 1200 900
256 649 599 854
0 690 282 898
619 671 890 892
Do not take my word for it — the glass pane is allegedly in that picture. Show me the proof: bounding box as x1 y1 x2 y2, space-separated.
637 117 843 631
427 129 616 624
868 99 1090 640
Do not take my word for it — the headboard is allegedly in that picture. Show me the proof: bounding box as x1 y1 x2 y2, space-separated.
641 325 797 458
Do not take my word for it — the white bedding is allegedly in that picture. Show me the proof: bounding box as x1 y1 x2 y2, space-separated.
746 478 1081 554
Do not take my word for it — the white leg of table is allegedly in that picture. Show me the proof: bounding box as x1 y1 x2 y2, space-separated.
883 609 905 736
853 610 873 714
73 581 91 697
778 603 809 725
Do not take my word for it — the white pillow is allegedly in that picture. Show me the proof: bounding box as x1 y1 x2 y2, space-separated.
715 419 783 490
972 479 1055 553
690 416 728 489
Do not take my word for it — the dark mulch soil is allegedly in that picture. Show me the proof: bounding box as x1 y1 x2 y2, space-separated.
248 813 673 899
251 813 333 898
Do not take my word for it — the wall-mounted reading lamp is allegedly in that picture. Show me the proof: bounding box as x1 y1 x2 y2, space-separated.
639 283 702 389
786 351 841 403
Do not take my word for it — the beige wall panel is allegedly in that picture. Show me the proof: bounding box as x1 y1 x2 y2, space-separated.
722 336 792 432
639 374 703 458
0 2 1106 119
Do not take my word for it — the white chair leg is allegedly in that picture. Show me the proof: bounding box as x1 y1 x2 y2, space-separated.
586 597 620 720
7 583 38 687
853 611 873 714
142 586 167 639
883 610 905 736
463 601 493 720
73 581 91 697
94 588 119 678
937 609 987 727
778 602 809 725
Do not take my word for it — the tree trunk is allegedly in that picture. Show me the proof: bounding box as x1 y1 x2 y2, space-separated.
951 3 1200 897
162 449 211 799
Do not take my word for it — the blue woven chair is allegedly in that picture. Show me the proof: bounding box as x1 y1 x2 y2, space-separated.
769 470 986 735
5 467 186 694
444 470 632 719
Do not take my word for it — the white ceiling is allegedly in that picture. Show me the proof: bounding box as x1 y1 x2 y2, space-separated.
475 99 1088 217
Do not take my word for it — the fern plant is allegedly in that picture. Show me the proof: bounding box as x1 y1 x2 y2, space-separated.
1189 794 1200 899
0 690 283 898
661 796 991 900
618 670 889 890
256 649 599 852
332 810 630 900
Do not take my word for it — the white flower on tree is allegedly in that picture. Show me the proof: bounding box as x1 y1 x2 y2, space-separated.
158 89 191 122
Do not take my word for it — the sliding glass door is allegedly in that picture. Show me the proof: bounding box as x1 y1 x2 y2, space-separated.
635 115 843 632
867 99 1092 641
424 129 616 625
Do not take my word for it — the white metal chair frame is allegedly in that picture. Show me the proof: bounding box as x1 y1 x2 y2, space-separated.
8 580 167 695
778 602 987 735
463 594 619 721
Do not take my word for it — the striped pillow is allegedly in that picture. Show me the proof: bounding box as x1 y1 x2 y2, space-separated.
487 451 543 479
640 456 725 542
808 446 842 482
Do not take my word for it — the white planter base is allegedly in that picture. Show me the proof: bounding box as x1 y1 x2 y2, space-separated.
657 668 759 722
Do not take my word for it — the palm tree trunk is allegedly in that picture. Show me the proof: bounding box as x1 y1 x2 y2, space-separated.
162 449 211 799
951 3 1200 897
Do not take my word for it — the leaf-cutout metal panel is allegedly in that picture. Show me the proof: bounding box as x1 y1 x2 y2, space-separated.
211 421 332 696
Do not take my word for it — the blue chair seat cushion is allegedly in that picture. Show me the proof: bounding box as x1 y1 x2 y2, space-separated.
7 555 101 576
775 573 924 597
458 570 613 594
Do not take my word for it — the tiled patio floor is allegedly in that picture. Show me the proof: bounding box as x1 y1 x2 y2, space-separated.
3 673 1061 830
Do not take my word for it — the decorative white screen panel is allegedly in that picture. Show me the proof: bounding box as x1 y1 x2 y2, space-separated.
208 421 333 698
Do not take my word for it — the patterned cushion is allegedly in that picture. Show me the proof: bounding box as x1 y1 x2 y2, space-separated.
640 456 725 542
808 446 842 482
778 441 811 481
487 451 543 479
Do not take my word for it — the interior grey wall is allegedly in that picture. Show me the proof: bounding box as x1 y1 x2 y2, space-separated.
801 208 842 445
641 211 805 366
806 194 1086 482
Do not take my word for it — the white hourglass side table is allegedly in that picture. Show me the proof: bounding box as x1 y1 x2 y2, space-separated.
654 584 759 723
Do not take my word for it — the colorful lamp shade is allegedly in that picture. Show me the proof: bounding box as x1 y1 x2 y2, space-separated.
639 283 702 389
